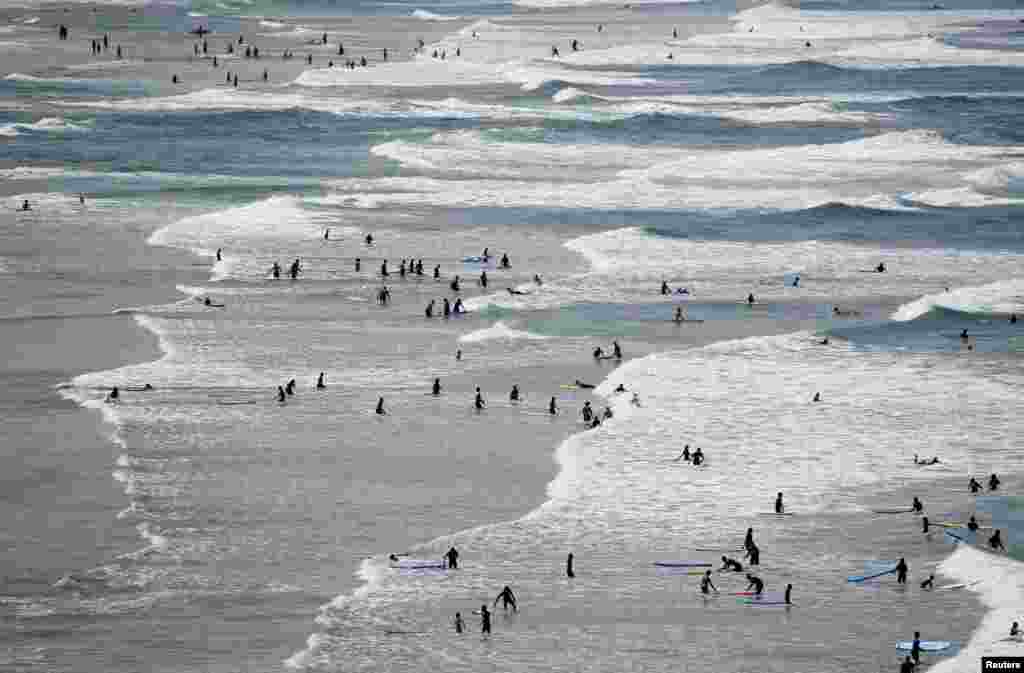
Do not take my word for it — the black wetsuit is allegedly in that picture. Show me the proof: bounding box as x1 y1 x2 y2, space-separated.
445 547 459 569
510 386 519 402
896 559 908 584
745 576 763 595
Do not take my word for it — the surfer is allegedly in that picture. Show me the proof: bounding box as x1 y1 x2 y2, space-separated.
432 378 442 396
482 248 490 261
899 656 914 673
475 605 491 634
967 515 979 532
355 258 361 272
106 386 119 402
922 516 930 534
443 298 451 318
1011 622 1020 637
700 570 717 595
474 387 485 410
775 492 784 514
744 528 755 551
453 298 464 314
375 397 386 415
912 496 923 513
674 307 685 323
661 280 670 296
895 558 908 584
720 556 742 572
567 553 575 578
920 574 934 589
989 473 1001 490
602 406 613 420
581 401 593 423
316 372 325 390
821 337 829 345
285 379 296 395
203 297 225 308
784 584 792 605
507 287 530 296
20 199 31 211
494 586 517 611
425 300 435 318
454 612 464 634
534 274 543 285
451 276 460 292
500 253 510 269
510 385 520 402
675 445 691 462
911 632 921 665
575 380 595 389
290 258 301 280
792 275 800 287
549 396 558 415
216 248 222 261
456 349 462 361
989 529 1005 551
365 233 373 246
969 477 982 493
876 262 886 273
593 347 604 359
747 293 755 305
692 448 704 466
813 392 821 403
480 271 488 288
277 386 286 403
745 574 764 596
960 329 969 340
744 541 759 566
434 265 441 280
381 261 389 277
613 341 622 359
631 392 641 406
1012 313 1018 324
445 546 459 569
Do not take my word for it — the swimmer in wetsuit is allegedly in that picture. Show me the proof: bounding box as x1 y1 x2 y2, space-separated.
720 556 742 572
967 515 979 532
277 386 286 403
775 492 784 514
474 387 485 410
700 570 717 595
445 546 459 569
432 378 441 396
747 293 755 305
661 280 670 296
475 605 491 634
549 396 558 415
316 372 325 389
507 287 529 296
989 473 1001 491
454 612 464 634
614 384 626 393
494 586 517 611
691 448 704 466
575 380 595 389
375 397 386 415
912 496 923 513
745 574 764 595
920 574 934 589
675 444 690 462
990 529 1005 551
969 477 982 493
895 557 908 584
510 385 520 402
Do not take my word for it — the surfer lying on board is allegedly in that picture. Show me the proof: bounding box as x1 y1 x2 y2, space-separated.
575 380 596 389
202 297 225 308
920 574 934 589
745 574 764 595
507 287 530 295
967 515 979 531
720 556 743 572
700 570 717 594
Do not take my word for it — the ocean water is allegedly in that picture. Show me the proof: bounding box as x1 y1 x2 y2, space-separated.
1 0 1022 671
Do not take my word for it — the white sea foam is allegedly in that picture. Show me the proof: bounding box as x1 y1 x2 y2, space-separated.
0 117 91 137
929 546 1024 673
458 321 549 343
411 9 461 21
892 279 1024 321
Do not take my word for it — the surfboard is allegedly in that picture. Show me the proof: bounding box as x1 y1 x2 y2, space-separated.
693 548 746 553
936 580 980 591
462 256 493 264
758 512 794 516
654 561 712 568
896 641 952 652
848 565 897 582
872 508 914 514
671 319 705 324
396 560 446 569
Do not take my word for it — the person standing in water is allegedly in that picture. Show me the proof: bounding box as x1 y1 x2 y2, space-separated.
476 605 491 634
566 553 575 578
895 557 908 584
775 492 784 514
277 386 286 403
445 546 459 569
510 385 520 402
375 397 386 415
549 396 558 415
912 496 923 513
494 586 517 611
990 529 1006 551
432 378 442 396
474 387 485 410
747 293 755 305
613 341 622 359
316 372 325 389
454 612 464 634
745 574 764 596
700 570 717 595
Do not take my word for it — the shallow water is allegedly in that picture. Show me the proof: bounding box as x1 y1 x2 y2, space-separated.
0 0 1022 671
